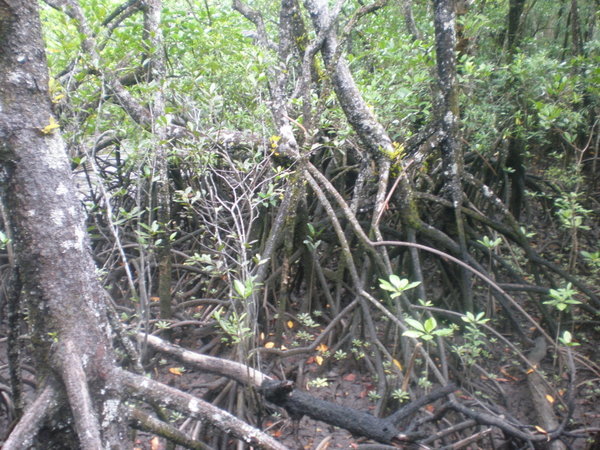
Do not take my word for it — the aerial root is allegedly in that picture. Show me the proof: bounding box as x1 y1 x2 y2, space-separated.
117 369 287 450
2 384 59 450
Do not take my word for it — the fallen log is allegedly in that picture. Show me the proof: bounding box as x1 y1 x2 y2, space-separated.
144 333 457 445
260 379 400 444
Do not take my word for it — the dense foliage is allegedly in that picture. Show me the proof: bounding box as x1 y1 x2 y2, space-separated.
1 0 598 447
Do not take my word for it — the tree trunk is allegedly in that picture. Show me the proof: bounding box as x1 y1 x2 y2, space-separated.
402 0 420 41
505 0 526 220
143 0 173 322
0 1 129 446
433 0 472 311
506 0 526 52
0 3 285 448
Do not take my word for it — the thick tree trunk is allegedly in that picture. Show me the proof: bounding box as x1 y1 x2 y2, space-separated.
0 1 129 447
0 3 285 449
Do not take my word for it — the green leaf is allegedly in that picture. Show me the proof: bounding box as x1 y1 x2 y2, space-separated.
233 279 246 298
389 275 405 290
424 317 437 333
379 279 395 292
402 330 423 339
404 281 422 291
404 317 426 332
462 312 474 323
433 328 454 337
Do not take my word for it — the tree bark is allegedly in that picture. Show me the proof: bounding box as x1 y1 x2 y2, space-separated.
506 0 526 53
433 0 472 311
143 0 173 322
0 1 129 446
0 3 284 448
402 0 420 41
505 0 526 219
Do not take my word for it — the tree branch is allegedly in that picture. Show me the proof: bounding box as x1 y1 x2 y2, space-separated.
129 407 214 450
2 384 60 450
142 333 270 387
118 369 287 450
57 342 103 449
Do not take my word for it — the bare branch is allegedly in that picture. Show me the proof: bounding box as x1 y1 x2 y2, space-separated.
2 384 60 450
118 369 288 450
129 407 214 450
142 333 271 387
57 342 103 449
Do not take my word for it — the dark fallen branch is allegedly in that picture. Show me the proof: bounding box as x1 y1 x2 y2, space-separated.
144 333 455 445
443 400 559 444
145 333 577 447
260 379 398 443
387 383 458 427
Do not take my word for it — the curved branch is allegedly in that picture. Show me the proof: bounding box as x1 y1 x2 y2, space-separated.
2 384 60 450
142 333 270 387
118 369 287 450
372 240 549 344
129 407 214 450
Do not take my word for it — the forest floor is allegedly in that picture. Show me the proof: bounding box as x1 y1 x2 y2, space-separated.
1 329 599 449
128 320 599 449
1 185 600 449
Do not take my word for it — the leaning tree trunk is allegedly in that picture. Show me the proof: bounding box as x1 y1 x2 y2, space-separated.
0 1 129 446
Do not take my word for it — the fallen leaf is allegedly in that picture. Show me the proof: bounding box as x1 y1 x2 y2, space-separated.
545 394 555 404
316 343 328 353
392 358 403 371
287 320 294 329
535 425 548 434
150 436 161 450
499 367 519 381
264 342 275 349
150 296 160 302
315 355 323 365
168 367 183 376
343 373 357 382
